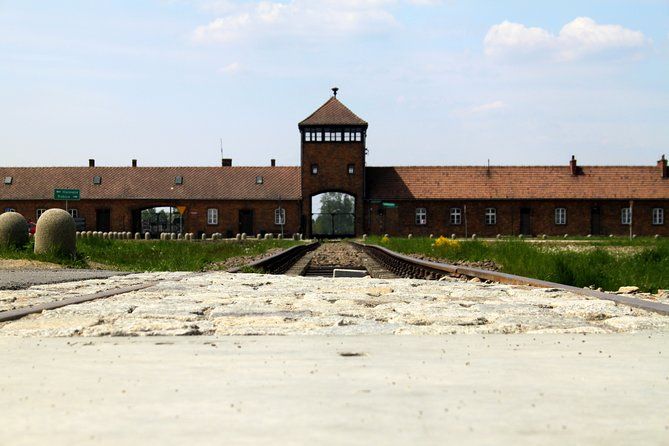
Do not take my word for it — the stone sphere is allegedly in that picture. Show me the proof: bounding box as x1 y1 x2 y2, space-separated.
34 208 76 257
0 212 29 249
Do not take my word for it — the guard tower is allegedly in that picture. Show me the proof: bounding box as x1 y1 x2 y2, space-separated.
299 88 368 237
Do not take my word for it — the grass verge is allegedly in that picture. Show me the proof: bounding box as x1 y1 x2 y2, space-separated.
367 236 669 293
0 238 300 272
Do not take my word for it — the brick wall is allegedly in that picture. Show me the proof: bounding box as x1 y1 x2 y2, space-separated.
365 200 669 237
1 199 301 236
301 140 366 235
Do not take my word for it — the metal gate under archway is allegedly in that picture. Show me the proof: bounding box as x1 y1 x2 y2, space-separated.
311 212 355 238
311 192 356 238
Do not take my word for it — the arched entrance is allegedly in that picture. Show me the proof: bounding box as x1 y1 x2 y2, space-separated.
132 206 185 236
311 192 355 238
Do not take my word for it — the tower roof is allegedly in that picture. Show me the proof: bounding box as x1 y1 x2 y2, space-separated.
299 96 367 127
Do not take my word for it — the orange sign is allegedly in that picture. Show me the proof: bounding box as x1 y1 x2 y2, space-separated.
176 206 187 215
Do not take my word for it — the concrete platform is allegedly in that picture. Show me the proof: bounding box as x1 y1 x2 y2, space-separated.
1 334 668 445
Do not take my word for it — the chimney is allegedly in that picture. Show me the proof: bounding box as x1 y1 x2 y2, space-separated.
132 159 137 167
659 155 668 179
221 158 232 167
89 159 95 167
569 155 579 176
271 159 276 167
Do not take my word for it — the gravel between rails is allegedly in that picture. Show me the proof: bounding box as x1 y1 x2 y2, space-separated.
309 243 370 268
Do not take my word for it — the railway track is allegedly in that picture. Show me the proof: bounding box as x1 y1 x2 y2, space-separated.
239 240 669 316
2 240 668 325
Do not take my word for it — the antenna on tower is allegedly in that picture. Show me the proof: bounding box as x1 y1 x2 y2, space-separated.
332 87 339 97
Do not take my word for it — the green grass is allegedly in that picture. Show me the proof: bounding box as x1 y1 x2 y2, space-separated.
367 236 669 293
0 238 300 272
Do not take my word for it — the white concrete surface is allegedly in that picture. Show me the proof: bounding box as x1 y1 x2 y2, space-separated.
2 272 669 336
1 334 668 446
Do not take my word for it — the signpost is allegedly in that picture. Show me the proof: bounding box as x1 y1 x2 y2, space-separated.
54 189 80 212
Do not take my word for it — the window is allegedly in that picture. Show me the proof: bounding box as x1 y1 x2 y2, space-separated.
275 208 286 225
311 164 319 175
652 208 664 225
343 129 363 142
68 209 79 218
36 208 46 219
324 130 341 142
485 208 497 225
415 208 427 225
4 208 15 213
93 176 102 185
555 208 567 225
304 129 322 142
347 164 355 175
256 176 264 184
621 207 632 225
175 176 184 185
4 176 12 185
207 208 218 225
450 208 462 225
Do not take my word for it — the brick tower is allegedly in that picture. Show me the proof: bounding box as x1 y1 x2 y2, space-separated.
299 89 368 237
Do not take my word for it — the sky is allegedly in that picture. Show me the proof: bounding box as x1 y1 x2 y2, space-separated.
1 0 668 168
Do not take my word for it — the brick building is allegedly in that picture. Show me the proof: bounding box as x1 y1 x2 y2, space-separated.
1 90 668 237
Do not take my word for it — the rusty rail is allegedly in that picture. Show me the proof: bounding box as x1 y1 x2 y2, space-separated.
355 242 669 316
229 241 320 274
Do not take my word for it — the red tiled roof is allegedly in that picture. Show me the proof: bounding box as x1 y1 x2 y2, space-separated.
365 166 669 200
0 167 301 201
299 97 367 126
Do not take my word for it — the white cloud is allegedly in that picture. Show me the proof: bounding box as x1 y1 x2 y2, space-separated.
484 17 650 61
470 100 505 113
218 61 242 74
451 100 506 117
192 0 399 44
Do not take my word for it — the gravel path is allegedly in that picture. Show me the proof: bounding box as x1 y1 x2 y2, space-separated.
2 272 668 337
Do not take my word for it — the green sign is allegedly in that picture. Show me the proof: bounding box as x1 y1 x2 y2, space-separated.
382 202 397 208
54 189 80 200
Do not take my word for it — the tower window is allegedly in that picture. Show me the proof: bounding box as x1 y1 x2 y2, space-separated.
311 164 319 175
347 164 355 175
304 129 322 142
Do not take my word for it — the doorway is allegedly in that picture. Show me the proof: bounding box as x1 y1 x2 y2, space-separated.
520 207 532 236
96 208 111 232
591 207 601 235
239 210 253 235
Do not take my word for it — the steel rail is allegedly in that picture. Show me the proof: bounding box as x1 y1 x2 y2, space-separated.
354 242 669 316
229 241 320 274
0 282 158 323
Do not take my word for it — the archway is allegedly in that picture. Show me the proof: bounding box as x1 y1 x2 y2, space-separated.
132 206 184 236
311 192 355 238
